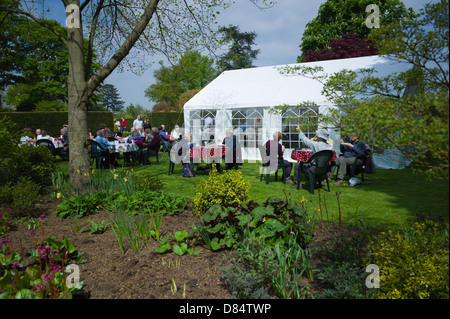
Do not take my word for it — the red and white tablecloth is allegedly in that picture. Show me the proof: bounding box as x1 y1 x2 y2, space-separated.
52 138 64 149
189 146 226 159
291 149 337 162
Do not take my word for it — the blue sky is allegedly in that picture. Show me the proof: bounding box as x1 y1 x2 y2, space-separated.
41 0 433 109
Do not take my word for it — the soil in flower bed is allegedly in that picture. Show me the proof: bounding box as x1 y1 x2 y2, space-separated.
3 195 347 299
4 196 230 299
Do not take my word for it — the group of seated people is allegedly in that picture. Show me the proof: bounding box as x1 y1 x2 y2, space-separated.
263 128 371 188
20 126 69 161
170 128 243 177
92 122 182 168
92 119 371 186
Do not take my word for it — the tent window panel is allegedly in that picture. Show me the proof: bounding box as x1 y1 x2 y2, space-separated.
232 108 263 147
281 107 319 149
190 110 216 145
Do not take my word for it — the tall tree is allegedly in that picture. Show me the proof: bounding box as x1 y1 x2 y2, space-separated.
298 0 410 62
0 0 274 191
98 83 124 113
285 0 449 179
145 51 216 108
216 25 259 73
1 16 68 110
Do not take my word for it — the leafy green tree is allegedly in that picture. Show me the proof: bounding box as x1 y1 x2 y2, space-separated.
0 11 102 111
284 0 448 179
125 103 147 119
1 0 273 191
1 17 68 110
216 25 259 73
145 51 215 108
97 84 125 113
298 0 410 62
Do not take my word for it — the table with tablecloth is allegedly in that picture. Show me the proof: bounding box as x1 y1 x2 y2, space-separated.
188 145 228 173
52 137 65 149
291 148 337 162
189 145 227 159
108 141 139 153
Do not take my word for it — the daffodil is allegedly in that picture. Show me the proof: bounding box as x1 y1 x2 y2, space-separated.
57 193 61 199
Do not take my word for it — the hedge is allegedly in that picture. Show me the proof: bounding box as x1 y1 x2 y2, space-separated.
123 112 184 132
1 111 114 137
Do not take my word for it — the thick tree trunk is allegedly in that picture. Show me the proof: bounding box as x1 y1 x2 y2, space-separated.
66 0 92 191
64 0 160 192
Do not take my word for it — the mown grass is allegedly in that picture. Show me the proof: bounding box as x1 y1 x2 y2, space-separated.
56 152 449 231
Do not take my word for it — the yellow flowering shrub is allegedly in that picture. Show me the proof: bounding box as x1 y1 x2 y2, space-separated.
366 222 449 299
192 167 251 215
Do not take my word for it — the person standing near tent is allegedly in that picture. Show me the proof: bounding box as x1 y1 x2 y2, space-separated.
265 131 294 184
222 128 242 170
292 128 333 189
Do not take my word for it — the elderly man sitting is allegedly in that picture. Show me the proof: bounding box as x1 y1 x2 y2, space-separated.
328 135 368 185
292 128 333 189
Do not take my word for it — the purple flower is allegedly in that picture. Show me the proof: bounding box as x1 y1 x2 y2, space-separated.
40 214 46 220
0 237 11 246
11 262 21 269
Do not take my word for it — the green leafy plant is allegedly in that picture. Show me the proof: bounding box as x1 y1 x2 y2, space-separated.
0 236 84 299
173 232 201 256
272 240 312 299
366 221 449 299
131 171 164 192
155 234 173 254
220 234 275 299
11 177 40 212
313 228 369 299
54 193 104 218
193 196 313 252
155 230 201 256
84 220 108 234
192 166 251 214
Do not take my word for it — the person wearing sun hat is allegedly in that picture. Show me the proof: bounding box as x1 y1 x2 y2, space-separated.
291 127 333 188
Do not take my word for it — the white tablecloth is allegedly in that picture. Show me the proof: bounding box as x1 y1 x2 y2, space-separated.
108 141 139 153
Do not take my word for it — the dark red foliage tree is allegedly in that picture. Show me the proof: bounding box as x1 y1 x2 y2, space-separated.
152 101 178 112
303 31 378 62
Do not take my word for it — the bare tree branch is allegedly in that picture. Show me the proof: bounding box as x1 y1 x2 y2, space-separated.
87 0 160 96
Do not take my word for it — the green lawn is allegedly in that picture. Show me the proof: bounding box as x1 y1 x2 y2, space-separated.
56 153 449 231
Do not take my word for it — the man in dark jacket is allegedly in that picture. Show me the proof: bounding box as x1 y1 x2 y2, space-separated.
329 135 368 185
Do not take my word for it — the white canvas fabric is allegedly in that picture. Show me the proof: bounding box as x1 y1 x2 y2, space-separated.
183 55 417 167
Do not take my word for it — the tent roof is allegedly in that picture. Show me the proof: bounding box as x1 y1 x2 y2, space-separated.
184 55 411 111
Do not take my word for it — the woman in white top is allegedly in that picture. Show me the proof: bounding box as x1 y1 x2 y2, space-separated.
170 125 181 141
37 129 52 141
292 128 333 188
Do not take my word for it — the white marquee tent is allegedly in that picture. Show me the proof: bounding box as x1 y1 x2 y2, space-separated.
183 55 413 169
